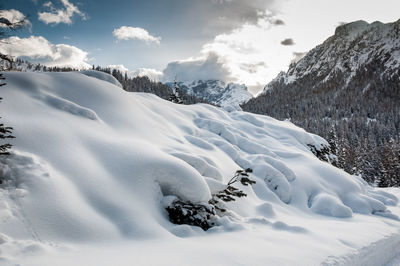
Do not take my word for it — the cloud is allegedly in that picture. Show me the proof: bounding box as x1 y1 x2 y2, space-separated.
273 19 285 25
107 64 129 73
163 53 231 82
291 52 306 64
280 38 295 46
132 68 163 81
239 62 266 74
107 65 163 81
0 9 31 28
161 14 297 92
38 0 86 25
196 0 279 35
0 36 90 69
113 26 161 45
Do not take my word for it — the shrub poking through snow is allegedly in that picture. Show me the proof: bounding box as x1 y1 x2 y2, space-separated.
165 199 215 231
0 98 15 158
165 168 255 230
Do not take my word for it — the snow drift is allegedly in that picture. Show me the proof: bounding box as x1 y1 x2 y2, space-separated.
0 71 399 265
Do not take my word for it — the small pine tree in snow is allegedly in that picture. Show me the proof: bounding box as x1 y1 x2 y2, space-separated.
165 168 255 230
0 97 15 184
168 78 183 104
209 168 255 212
0 97 14 155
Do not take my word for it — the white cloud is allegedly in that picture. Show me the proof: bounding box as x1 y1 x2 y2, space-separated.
107 65 163 81
38 0 86 25
107 64 129 73
132 68 163 81
0 36 90 69
113 26 161 45
163 53 231 82
0 9 31 28
162 16 289 92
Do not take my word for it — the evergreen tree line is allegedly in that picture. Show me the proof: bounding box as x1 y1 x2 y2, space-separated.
93 66 212 105
5 58 79 72
242 58 400 187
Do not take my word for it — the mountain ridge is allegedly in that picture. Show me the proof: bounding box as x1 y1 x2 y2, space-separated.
263 19 400 92
166 79 253 109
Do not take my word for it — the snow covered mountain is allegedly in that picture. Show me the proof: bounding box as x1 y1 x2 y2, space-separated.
264 19 400 91
166 80 253 109
0 71 399 265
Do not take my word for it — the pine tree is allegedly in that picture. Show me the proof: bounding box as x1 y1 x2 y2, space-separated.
327 126 338 156
0 9 28 161
379 138 400 187
0 99 14 156
168 78 183 104
0 57 15 157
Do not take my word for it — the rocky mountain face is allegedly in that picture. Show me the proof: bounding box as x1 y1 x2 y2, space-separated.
242 19 400 186
166 80 253 109
265 20 400 90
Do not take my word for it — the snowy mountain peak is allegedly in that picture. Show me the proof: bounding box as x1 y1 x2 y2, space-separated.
334 20 370 36
264 19 400 91
166 79 252 109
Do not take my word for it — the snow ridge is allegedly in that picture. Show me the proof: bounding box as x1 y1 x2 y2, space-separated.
166 79 253 109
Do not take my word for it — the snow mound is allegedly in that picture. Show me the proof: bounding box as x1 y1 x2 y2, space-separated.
0 71 399 265
80 70 123 88
310 193 353 218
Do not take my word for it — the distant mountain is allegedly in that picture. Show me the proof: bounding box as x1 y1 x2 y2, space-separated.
263 20 400 91
166 80 253 109
243 19 400 186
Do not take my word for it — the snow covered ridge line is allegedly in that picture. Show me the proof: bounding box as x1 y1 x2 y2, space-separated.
165 79 253 109
0 71 399 265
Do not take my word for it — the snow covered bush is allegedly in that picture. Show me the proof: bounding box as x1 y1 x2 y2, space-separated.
307 143 336 165
165 168 255 230
165 198 216 231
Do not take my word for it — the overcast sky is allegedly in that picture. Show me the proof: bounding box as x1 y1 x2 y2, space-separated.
2 0 400 94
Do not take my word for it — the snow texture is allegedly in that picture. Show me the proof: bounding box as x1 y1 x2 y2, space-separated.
0 71 399 265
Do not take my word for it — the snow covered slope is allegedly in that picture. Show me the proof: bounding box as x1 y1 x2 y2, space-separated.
166 79 253 109
80 70 123 88
0 71 399 265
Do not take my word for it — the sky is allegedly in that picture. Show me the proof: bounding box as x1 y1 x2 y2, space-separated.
1 0 400 94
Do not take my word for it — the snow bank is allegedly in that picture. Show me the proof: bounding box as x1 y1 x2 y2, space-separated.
0 71 399 265
80 70 123 88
